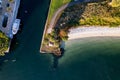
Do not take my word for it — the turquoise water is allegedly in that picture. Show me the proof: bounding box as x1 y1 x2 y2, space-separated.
59 37 120 80
0 0 120 80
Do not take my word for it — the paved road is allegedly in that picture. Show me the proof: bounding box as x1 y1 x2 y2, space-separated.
47 0 103 33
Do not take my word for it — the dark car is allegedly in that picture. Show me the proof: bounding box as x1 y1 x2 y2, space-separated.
2 13 8 28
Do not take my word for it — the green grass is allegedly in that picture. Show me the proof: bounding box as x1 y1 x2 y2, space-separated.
48 0 73 23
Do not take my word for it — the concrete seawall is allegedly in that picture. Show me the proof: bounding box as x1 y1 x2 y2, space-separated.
5 0 21 53
40 0 52 53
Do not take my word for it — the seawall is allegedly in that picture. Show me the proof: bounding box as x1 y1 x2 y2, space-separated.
40 0 52 53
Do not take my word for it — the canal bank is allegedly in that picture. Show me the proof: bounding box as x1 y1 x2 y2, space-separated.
40 0 52 53
0 0 120 80
0 0 21 54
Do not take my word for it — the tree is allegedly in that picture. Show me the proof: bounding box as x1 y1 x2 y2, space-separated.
59 29 69 41
110 0 120 7
43 38 49 45
61 36 69 41
0 32 9 56
59 29 68 37
54 41 60 47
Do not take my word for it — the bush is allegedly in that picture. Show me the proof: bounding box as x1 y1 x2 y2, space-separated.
110 0 120 7
0 32 9 56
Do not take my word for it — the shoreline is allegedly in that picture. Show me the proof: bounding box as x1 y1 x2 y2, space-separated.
40 0 52 53
68 26 120 40
7 0 21 53
40 0 84 53
0 0 21 54
40 0 120 54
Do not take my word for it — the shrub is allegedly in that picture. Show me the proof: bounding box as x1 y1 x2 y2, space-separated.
110 0 120 7
0 32 9 56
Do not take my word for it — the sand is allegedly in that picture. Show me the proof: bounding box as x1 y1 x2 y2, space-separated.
68 26 120 40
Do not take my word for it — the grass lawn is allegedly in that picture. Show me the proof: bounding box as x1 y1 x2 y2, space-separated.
48 0 73 23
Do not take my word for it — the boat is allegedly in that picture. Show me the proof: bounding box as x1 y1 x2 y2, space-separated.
12 19 20 35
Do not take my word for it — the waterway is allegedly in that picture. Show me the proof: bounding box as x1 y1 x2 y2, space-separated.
0 0 120 80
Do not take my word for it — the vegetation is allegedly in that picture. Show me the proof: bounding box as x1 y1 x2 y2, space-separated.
42 27 69 55
41 0 74 55
110 0 120 7
42 29 61 55
80 2 120 27
48 0 73 23
59 29 69 41
41 0 120 55
43 29 60 47
0 31 9 56
49 1 120 47
56 1 120 28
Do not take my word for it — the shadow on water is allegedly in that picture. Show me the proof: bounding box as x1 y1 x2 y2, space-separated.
55 0 105 29
10 36 19 51
53 0 107 69
52 48 65 70
0 0 120 80
51 0 106 70
0 59 3 71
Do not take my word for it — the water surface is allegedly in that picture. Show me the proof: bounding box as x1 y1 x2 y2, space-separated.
0 0 120 80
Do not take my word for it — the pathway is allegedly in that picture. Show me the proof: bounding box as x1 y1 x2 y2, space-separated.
47 0 85 33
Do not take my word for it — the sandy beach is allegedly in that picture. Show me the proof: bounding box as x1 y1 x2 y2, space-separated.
68 26 120 40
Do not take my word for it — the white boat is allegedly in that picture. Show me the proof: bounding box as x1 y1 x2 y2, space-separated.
12 19 20 35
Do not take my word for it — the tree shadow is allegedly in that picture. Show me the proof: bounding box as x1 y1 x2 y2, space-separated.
51 0 107 70
55 0 106 29
52 48 65 70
